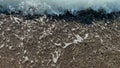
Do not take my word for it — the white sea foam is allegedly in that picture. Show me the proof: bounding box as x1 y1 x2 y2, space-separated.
0 0 120 15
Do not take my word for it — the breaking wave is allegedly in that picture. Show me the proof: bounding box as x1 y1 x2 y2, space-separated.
0 0 120 15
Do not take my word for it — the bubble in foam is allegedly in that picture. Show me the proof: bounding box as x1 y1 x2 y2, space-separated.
0 0 120 15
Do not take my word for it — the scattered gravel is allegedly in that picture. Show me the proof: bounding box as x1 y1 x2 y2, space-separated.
0 14 120 68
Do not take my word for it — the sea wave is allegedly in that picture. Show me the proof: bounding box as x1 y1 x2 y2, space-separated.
0 0 120 15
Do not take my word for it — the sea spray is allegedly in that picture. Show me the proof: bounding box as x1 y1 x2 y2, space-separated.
0 0 120 15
